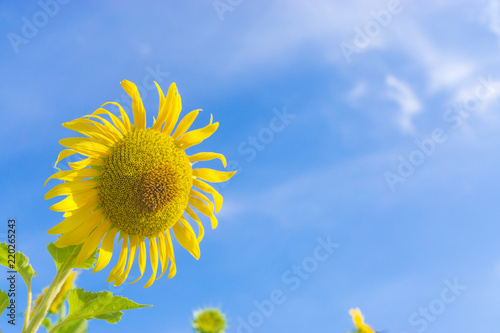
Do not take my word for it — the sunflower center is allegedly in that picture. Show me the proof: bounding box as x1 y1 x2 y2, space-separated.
140 168 180 212
98 129 192 237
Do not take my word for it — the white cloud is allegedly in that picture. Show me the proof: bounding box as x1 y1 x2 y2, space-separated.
484 0 500 40
223 150 392 231
346 81 367 102
221 0 481 101
222 0 391 73
391 21 476 93
385 75 422 133
445 75 500 141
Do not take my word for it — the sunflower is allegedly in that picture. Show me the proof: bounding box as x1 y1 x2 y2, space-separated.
349 308 375 333
45 80 235 288
192 308 226 333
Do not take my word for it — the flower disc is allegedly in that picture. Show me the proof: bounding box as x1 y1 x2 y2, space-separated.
98 128 192 237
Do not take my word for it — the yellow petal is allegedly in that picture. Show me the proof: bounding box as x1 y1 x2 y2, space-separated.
177 122 219 150
190 189 215 213
92 108 129 136
76 219 111 265
78 117 121 142
59 137 111 157
350 308 365 327
173 219 200 259
156 232 168 279
45 180 99 200
62 120 116 146
121 80 146 130
193 168 236 183
154 81 166 118
68 157 103 171
83 115 124 141
114 235 139 286
54 210 105 247
131 239 147 284
165 230 176 278
144 237 159 288
107 235 129 283
101 101 133 133
172 109 201 140
185 206 204 242
158 83 182 135
152 83 176 131
48 202 97 235
188 152 227 167
93 227 118 273
62 118 92 132
44 168 99 186
189 197 218 229
190 188 212 203
49 190 98 212
192 179 223 212
54 149 77 168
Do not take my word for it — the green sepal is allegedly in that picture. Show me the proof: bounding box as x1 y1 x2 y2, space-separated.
47 244 96 272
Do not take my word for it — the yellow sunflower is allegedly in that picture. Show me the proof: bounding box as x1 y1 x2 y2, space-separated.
44 80 235 288
192 308 226 333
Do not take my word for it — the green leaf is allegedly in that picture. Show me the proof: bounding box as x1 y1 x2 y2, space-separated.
47 244 96 272
53 319 87 333
0 242 37 286
60 288 150 326
0 290 9 317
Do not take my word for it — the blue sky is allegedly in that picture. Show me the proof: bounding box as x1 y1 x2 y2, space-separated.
2 0 500 332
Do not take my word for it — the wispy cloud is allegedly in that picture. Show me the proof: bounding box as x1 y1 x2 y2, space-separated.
484 0 500 40
222 0 392 73
346 81 367 102
223 151 392 231
385 75 422 133
392 22 476 93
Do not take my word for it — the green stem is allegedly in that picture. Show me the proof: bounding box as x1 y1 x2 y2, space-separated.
21 281 32 333
24 268 73 333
